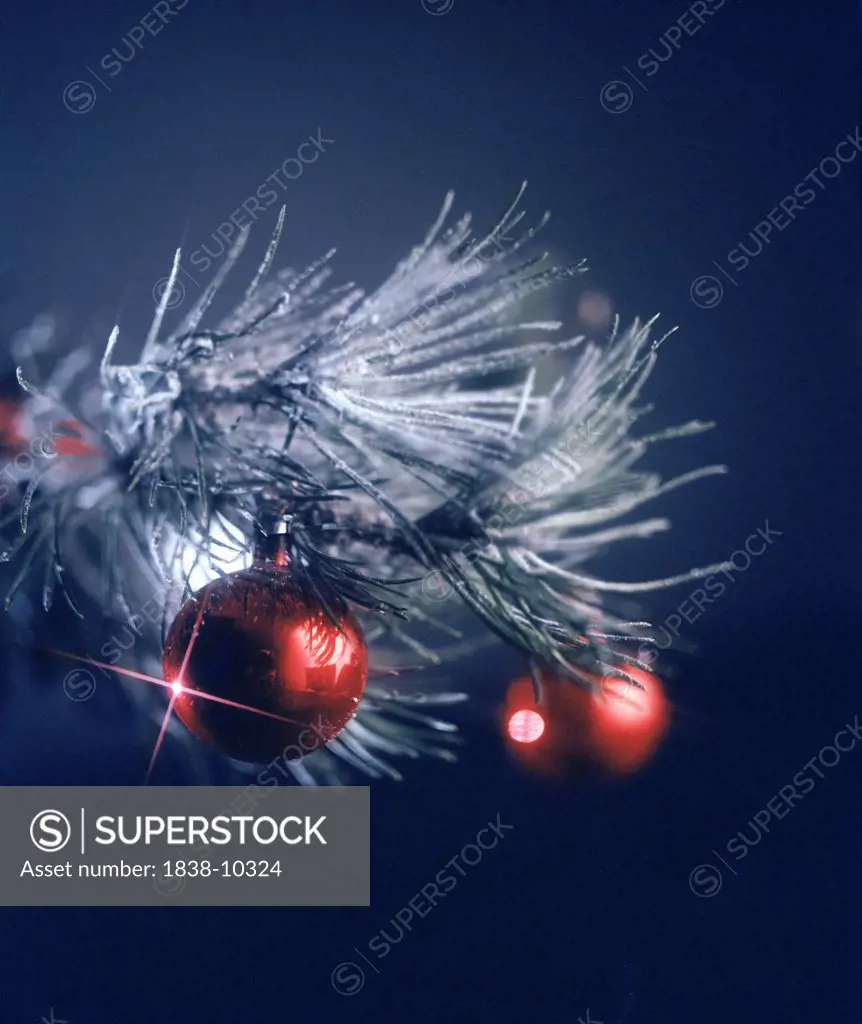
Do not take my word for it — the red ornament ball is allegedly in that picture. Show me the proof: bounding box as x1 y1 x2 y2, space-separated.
502 665 669 778
502 671 594 779
163 562 368 764
588 666 669 774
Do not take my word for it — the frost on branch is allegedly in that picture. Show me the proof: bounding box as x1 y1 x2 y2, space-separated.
1 184 729 781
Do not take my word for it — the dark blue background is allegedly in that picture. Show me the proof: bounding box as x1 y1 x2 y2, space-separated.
0 1 857 1022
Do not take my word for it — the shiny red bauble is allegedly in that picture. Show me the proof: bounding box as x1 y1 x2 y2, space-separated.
589 666 670 774
502 665 669 777
502 672 593 779
163 561 367 764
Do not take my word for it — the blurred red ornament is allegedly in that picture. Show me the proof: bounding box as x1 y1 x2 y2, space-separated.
576 289 614 333
502 671 593 779
52 419 103 458
0 399 25 450
588 666 669 774
502 664 669 778
163 540 367 764
0 408 101 459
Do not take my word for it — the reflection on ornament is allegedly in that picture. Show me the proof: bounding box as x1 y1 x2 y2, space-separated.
163 551 367 764
502 665 669 778
507 708 545 744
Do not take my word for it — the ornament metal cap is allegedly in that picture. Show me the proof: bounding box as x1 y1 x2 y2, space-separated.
253 509 293 567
